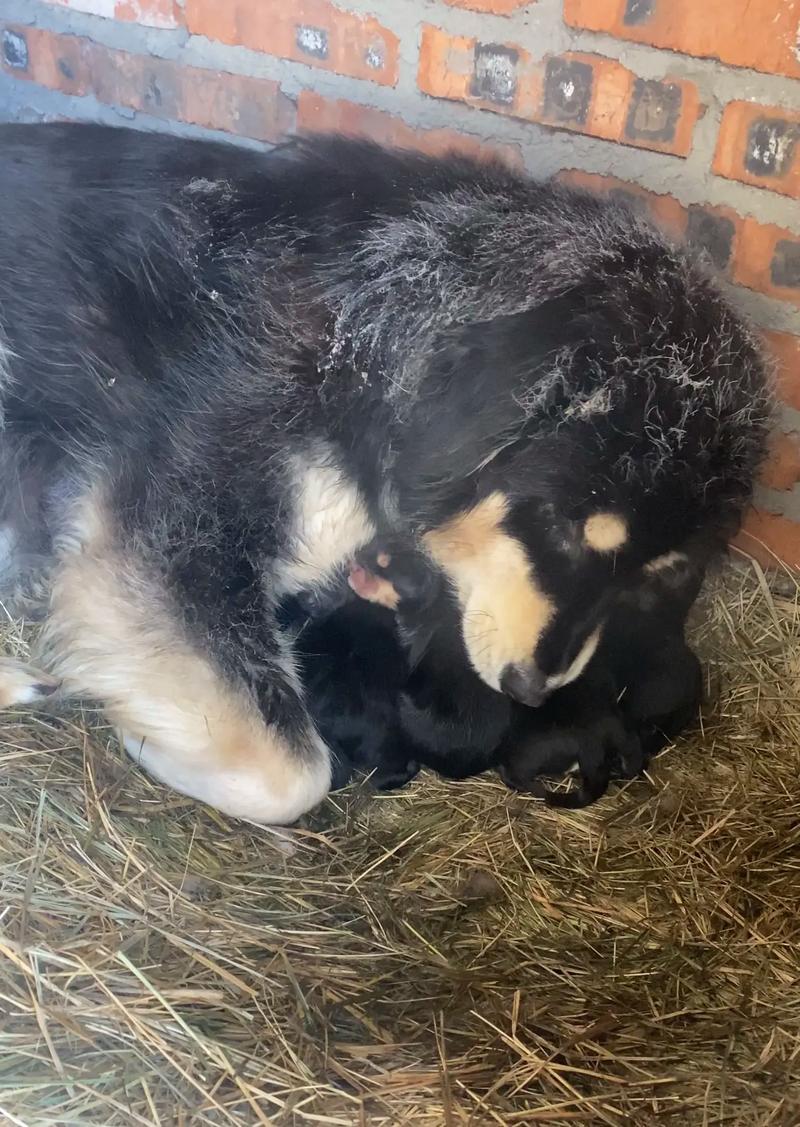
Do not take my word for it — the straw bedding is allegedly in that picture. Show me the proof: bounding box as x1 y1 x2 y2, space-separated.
1 559 799 1126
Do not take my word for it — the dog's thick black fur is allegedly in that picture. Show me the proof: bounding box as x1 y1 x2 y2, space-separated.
292 544 703 807
0 125 769 822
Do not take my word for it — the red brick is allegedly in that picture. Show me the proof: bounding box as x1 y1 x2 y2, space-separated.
417 27 701 158
444 0 531 11
297 92 522 166
185 0 398 87
713 102 800 200
564 0 800 81
557 169 800 304
765 331 800 412
556 169 687 236
46 0 182 29
760 431 800 491
557 171 744 276
1 26 295 143
734 510 800 570
733 220 800 309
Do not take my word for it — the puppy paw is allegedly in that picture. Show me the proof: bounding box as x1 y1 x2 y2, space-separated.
347 557 400 610
349 538 442 611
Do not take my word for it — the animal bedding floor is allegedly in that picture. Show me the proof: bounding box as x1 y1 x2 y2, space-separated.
1 562 799 1126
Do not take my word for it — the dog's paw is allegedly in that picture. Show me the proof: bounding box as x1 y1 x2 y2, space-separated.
0 660 60 709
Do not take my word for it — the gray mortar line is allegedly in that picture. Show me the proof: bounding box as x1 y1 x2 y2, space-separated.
4 0 799 235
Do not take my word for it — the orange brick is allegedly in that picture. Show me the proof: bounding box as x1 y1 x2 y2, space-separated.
559 171 789 291
114 0 181 26
733 219 800 309
297 92 522 166
185 0 398 87
45 0 182 29
418 28 700 158
564 0 800 81
735 509 800 570
565 182 794 296
444 0 531 10
760 431 800 491
556 169 688 236
714 102 800 200
765 331 800 412
1 26 295 143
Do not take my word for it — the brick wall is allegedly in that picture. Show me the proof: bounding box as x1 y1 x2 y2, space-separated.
1 0 799 567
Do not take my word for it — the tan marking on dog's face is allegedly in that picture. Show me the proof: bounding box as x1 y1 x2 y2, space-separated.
583 512 628 553
423 492 554 690
39 488 331 824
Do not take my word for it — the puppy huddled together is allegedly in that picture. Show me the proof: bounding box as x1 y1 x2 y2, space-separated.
0 125 770 821
291 537 703 807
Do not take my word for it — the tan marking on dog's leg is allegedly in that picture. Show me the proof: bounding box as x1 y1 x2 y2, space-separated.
38 490 330 824
423 492 554 689
583 512 628 552
0 659 59 708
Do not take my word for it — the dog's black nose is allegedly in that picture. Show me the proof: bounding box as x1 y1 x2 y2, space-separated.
500 662 548 707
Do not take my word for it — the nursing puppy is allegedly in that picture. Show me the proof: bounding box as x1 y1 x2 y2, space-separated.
497 553 705 805
294 542 703 807
287 540 510 791
0 126 768 822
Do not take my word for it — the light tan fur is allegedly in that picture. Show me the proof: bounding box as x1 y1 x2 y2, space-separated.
583 512 628 553
0 659 58 708
347 563 400 610
273 449 376 597
423 492 554 690
544 627 602 692
644 550 688 574
34 489 330 823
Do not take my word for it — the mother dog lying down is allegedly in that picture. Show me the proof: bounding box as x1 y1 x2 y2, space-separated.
0 125 769 822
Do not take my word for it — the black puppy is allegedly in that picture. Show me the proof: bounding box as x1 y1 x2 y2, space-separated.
288 540 510 791
291 541 703 806
497 553 704 806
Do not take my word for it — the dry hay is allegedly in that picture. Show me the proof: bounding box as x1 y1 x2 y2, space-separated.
1 560 799 1126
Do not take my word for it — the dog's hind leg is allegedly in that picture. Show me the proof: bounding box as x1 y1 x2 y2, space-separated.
35 490 332 824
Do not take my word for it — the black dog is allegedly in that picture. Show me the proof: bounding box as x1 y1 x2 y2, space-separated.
292 542 703 807
0 125 767 822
